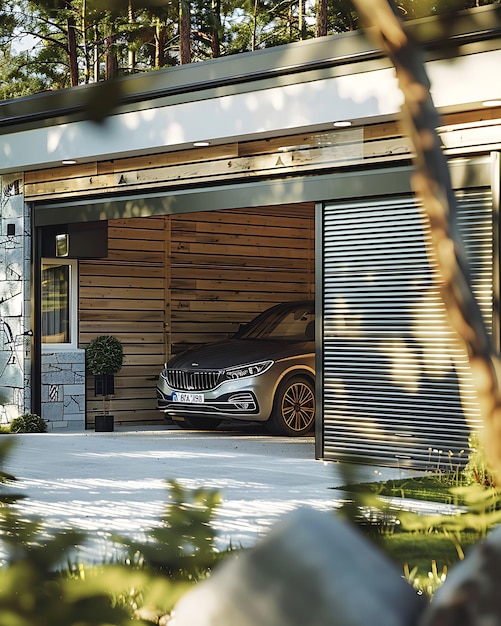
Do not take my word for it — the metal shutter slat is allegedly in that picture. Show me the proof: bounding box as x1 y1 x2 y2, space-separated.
322 189 492 469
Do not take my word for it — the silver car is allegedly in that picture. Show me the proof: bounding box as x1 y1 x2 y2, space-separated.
156 300 315 436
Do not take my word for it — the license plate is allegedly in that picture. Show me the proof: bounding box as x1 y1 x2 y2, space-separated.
172 392 204 404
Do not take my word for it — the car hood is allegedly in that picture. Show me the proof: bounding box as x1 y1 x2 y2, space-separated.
167 339 313 370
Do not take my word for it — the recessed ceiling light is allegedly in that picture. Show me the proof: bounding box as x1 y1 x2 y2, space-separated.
333 121 352 128
62 160 77 165
482 100 501 107
193 141 210 147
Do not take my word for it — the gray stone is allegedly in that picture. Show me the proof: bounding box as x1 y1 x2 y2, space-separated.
41 385 49 402
6 194 24 216
0 293 23 317
42 369 79 384
41 352 59 365
47 420 69 430
0 178 28 423
64 385 85 396
63 394 85 413
420 524 501 626
56 350 85 364
5 244 23 264
41 403 64 421
63 414 85 427
1 363 24 389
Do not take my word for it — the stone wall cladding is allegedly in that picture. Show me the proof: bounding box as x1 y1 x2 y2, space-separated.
41 349 86 429
0 174 30 425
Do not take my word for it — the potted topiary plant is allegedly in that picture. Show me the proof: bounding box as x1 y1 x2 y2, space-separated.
86 335 124 432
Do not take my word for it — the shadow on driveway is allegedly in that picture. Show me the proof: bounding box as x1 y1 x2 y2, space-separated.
5 426 409 561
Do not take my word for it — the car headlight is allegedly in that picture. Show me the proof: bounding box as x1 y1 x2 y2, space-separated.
225 360 274 380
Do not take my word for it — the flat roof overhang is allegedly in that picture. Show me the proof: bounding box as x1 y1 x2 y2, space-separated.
1 5 501 175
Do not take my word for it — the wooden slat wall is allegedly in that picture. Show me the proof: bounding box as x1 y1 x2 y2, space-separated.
78 205 315 426
79 217 168 426
169 205 315 353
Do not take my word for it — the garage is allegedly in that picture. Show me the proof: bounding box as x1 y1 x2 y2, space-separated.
77 204 315 427
32 146 497 471
2 12 501 470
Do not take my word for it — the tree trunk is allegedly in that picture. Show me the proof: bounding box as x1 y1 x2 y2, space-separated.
351 0 501 480
155 21 166 68
316 0 328 37
67 15 79 86
252 0 258 51
81 0 90 84
211 0 221 58
128 0 135 72
105 34 118 80
93 24 100 82
299 0 306 40
179 0 191 64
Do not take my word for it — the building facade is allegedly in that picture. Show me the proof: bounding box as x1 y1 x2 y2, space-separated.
1 6 501 467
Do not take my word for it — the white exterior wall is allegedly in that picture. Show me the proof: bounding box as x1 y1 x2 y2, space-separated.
1 49 501 175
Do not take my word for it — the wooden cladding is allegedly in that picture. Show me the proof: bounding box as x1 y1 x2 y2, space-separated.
79 217 168 426
170 205 315 353
25 127 394 202
79 205 315 426
24 110 501 205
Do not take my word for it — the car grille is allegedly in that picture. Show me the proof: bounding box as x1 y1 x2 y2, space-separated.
165 369 224 391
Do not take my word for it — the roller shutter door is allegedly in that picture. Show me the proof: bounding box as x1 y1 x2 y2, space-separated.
322 188 493 469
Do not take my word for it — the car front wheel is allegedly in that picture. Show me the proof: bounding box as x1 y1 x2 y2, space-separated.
268 376 315 436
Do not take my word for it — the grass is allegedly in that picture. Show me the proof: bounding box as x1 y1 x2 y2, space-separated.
339 474 467 505
379 529 478 571
335 471 501 596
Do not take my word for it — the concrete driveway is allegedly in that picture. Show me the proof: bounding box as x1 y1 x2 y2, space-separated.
3 424 410 562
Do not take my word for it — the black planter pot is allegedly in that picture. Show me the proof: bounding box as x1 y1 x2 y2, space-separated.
94 374 115 396
95 414 114 432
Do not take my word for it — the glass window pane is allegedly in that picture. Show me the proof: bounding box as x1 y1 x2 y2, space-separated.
42 263 70 343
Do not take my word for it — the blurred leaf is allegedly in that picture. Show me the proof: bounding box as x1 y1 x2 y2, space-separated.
83 80 124 124
113 479 226 581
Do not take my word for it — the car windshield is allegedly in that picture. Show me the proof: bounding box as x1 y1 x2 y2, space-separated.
235 304 315 341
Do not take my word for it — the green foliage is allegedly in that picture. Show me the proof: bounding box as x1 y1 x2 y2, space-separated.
406 483 501 539
0 438 136 624
86 335 124 375
403 559 449 600
114 479 229 582
335 448 501 598
9 413 48 434
337 474 467 506
0 439 228 624
0 506 141 626
463 431 496 487
2 0 499 97
0 439 25 506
